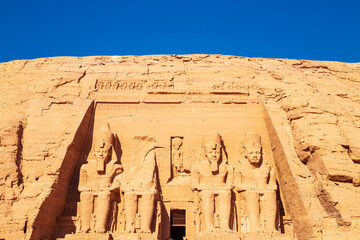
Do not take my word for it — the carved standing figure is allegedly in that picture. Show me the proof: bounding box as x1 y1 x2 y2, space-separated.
172 137 184 177
120 136 158 233
234 132 277 233
78 122 123 233
191 132 234 233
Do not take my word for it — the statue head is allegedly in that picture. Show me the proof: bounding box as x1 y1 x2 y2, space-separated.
241 132 262 167
172 137 183 150
202 132 222 173
93 122 113 172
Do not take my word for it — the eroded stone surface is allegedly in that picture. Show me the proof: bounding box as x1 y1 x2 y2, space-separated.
0 55 359 240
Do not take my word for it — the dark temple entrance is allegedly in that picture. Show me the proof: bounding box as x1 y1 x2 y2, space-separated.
170 209 186 240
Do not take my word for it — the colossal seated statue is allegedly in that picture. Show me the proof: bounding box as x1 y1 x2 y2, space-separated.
191 132 234 233
116 135 158 234
78 122 123 233
234 132 277 233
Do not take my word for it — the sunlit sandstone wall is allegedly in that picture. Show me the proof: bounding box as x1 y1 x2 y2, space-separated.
0 55 359 240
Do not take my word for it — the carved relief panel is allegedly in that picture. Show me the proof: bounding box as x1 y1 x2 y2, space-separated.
171 136 185 177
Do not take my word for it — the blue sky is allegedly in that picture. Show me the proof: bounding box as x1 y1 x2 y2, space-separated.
0 0 359 63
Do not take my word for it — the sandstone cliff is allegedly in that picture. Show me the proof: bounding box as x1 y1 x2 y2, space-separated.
0 55 359 240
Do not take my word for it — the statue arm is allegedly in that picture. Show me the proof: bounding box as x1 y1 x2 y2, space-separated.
113 163 123 177
267 167 277 191
234 166 247 192
191 165 201 191
145 149 156 171
180 151 184 166
226 164 234 189
78 166 90 192
141 149 157 190
107 163 123 191
110 174 122 193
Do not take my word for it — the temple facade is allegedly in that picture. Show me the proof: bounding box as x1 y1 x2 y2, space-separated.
55 98 293 240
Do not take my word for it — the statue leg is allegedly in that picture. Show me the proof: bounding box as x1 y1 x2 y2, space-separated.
79 192 93 233
124 192 137 233
245 191 261 232
95 191 111 233
219 190 232 232
172 164 178 178
200 190 215 233
263 190 277 233
140 191 155 233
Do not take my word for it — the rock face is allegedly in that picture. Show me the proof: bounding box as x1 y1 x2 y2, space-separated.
0 54 359 240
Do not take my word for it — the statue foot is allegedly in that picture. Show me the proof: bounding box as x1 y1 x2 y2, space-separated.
204 226 216 233
266 228 278 234
80 227 90 233
249 226 262 233
125 226 136 233
222 228 233 233
139 227 152 233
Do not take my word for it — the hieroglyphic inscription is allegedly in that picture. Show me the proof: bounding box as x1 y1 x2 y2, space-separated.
212 81 259 91
95 80 174 91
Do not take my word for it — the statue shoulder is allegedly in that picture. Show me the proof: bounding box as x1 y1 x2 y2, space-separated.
80 163 90 171
262 162 272 172
108 162 123 175
114 162 123 169
233 161 245 171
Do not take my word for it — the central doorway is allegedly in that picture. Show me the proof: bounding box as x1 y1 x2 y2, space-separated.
170 209 186 240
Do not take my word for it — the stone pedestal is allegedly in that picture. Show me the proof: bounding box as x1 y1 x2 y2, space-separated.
197 232 242 240
197 232 291 240
244 232 292 240
63 233 112 240
113 232 157 240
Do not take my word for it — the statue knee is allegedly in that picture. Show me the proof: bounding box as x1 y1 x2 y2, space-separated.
124 192 137 200
142 191 155 200
80 192 93 202
98 191 111 201
219 190 231 199
200 190 214 200
245 191 259 201
264 190 276 200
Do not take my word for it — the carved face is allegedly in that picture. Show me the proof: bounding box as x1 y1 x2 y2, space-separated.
204 141 221 163
172 138 182 150
93 140 111 162
244 143 262 165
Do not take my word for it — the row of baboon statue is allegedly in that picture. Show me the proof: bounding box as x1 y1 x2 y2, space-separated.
77 122 278 235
